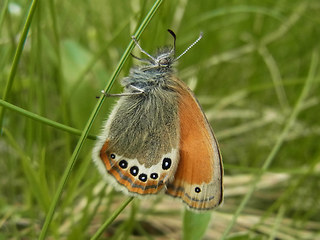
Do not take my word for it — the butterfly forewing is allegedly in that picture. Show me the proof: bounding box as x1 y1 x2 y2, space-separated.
165 78 223 210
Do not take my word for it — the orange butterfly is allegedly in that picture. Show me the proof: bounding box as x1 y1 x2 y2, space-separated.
93 30 223 211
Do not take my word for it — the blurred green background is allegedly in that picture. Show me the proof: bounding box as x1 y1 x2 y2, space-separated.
1 0 319 239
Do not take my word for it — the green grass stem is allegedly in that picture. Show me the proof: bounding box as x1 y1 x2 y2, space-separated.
0 0 39 131
0 99 96 140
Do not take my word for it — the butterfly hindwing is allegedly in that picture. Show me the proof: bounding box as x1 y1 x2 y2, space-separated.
93 92 181 196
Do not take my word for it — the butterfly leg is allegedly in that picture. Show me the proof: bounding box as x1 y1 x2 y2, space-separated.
161 175 170 191
101 85 144 98
131 36 156 62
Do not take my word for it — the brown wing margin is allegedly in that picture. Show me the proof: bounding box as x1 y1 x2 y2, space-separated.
166 78 223 210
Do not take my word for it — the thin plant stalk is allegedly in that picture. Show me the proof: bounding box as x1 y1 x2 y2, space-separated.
0 0 39 132
90 197 134 240
0 99 96 140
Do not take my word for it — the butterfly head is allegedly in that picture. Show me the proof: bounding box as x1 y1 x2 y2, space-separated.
131 29 203 70
151 47 175 68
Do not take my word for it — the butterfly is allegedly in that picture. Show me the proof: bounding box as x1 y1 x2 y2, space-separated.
93 29 223 211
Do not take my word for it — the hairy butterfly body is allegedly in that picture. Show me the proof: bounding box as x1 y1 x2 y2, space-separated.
93 30 223 211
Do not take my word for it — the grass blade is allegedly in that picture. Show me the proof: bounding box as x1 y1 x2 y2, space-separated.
0 99 96 140
90 197 134 240
0 0 39 131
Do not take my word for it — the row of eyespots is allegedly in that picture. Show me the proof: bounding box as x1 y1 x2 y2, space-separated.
127 163 157 182
111 153 203 194
110 153 172 182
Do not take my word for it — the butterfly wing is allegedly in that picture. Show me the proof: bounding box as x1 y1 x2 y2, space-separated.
93 92 181 196
166 77 223 211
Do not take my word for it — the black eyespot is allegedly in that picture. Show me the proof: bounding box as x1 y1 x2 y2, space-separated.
150 173 159 180
162 158 172 170
138 173 147 182
130 166 139 176
119 160 128 169
195 187 201 193
110 153 116 159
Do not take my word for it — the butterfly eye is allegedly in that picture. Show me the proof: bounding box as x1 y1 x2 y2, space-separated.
159 58 169 66
138 173 148 182
110 153 116 159
130 166 139 176
195 187 201 193
162 158 172 170
150 173 159 179
119 160 128 169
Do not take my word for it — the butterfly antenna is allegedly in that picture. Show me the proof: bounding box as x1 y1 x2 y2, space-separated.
167 29 176 56
174 32 203 62
132 36 157 63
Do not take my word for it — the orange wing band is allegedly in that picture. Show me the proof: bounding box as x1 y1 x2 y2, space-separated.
99 140 165 195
